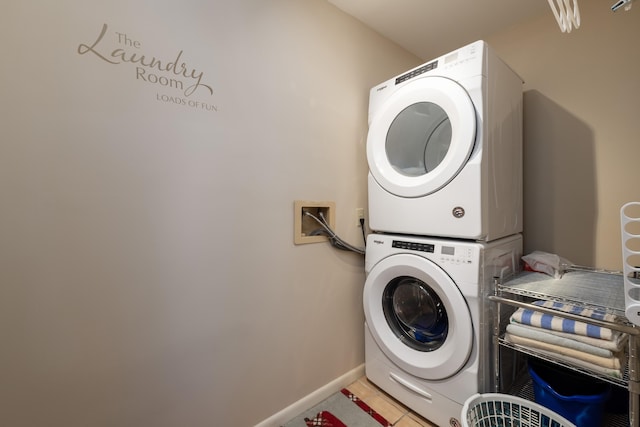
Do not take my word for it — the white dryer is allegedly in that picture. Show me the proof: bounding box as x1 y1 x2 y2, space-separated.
363 233 522 427
367 40 523 241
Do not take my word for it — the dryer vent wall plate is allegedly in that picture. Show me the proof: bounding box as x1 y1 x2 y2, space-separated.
294 200 336 245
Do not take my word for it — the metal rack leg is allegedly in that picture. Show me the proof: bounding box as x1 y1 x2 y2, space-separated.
629 334 639 427
493 335 500 392
493 279 502 393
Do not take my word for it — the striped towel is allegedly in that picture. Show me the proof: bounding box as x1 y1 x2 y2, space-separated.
533 300 618 322
510 301 621 341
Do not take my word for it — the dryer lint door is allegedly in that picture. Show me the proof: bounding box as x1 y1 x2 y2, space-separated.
367 76 476 198
363 253 473 380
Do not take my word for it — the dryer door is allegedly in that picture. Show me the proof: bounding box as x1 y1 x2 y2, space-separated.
363 253 473 380
367 76 476 198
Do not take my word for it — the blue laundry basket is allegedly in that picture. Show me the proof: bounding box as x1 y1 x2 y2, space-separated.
528 359 611 427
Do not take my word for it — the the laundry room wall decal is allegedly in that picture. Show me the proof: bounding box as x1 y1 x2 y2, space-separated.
77 23 217 111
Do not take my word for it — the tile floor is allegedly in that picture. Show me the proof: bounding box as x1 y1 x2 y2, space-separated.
345 376 437 427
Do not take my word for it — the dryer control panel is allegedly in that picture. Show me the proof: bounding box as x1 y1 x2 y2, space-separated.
395 60 438 85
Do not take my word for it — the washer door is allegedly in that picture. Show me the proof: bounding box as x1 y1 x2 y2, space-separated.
364 254 473 380
367 76 476 198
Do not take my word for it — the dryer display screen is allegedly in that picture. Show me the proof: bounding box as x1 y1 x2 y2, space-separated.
392 240 435 253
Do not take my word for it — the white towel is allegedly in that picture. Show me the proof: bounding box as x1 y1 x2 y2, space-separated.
505 333 622 369
511 322 628 352
505 333 624 378
506 323 613 358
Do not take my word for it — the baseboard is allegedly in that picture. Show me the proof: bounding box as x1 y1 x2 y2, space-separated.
254 364 365 427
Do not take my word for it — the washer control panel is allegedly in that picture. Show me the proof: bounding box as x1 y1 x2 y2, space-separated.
392 240 434 253
391 239 476 265
440 245 474 265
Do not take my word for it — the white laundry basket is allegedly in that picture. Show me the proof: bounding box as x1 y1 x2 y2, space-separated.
462 393 576 427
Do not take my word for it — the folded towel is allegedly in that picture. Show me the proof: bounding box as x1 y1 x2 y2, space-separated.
506 323 613 358
511 322 628 352
510 305 621 341
505 333 624 378
505 333 622 369
533 300 619 323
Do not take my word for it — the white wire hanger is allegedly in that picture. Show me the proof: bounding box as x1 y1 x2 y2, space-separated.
547 0 581 33
611 0 633 12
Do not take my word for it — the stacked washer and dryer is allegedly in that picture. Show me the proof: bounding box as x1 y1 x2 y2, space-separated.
363 41 524 426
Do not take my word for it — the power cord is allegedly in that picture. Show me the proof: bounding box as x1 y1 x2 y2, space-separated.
305 211 365 255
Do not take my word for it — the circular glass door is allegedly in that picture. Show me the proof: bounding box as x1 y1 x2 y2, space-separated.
383 276 448 352
386 102 452 178
363 253 473 380
367 76 476 198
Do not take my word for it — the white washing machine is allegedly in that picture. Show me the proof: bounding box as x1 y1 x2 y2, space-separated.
363 233 522 427
367 40 523 241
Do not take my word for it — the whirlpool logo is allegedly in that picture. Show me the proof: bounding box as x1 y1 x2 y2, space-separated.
372 239 385 245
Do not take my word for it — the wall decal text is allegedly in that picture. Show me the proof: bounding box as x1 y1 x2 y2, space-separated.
78 23 216 108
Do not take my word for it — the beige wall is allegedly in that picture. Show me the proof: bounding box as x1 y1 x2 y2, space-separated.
486 0 640 270
0 1 419 426
4 1 635 426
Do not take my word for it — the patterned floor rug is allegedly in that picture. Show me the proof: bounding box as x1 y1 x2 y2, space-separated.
282 388 392 427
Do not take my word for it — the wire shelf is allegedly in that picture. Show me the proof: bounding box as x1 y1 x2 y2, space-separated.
493 267 636 427
498 269 627 318
498 337 628 388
